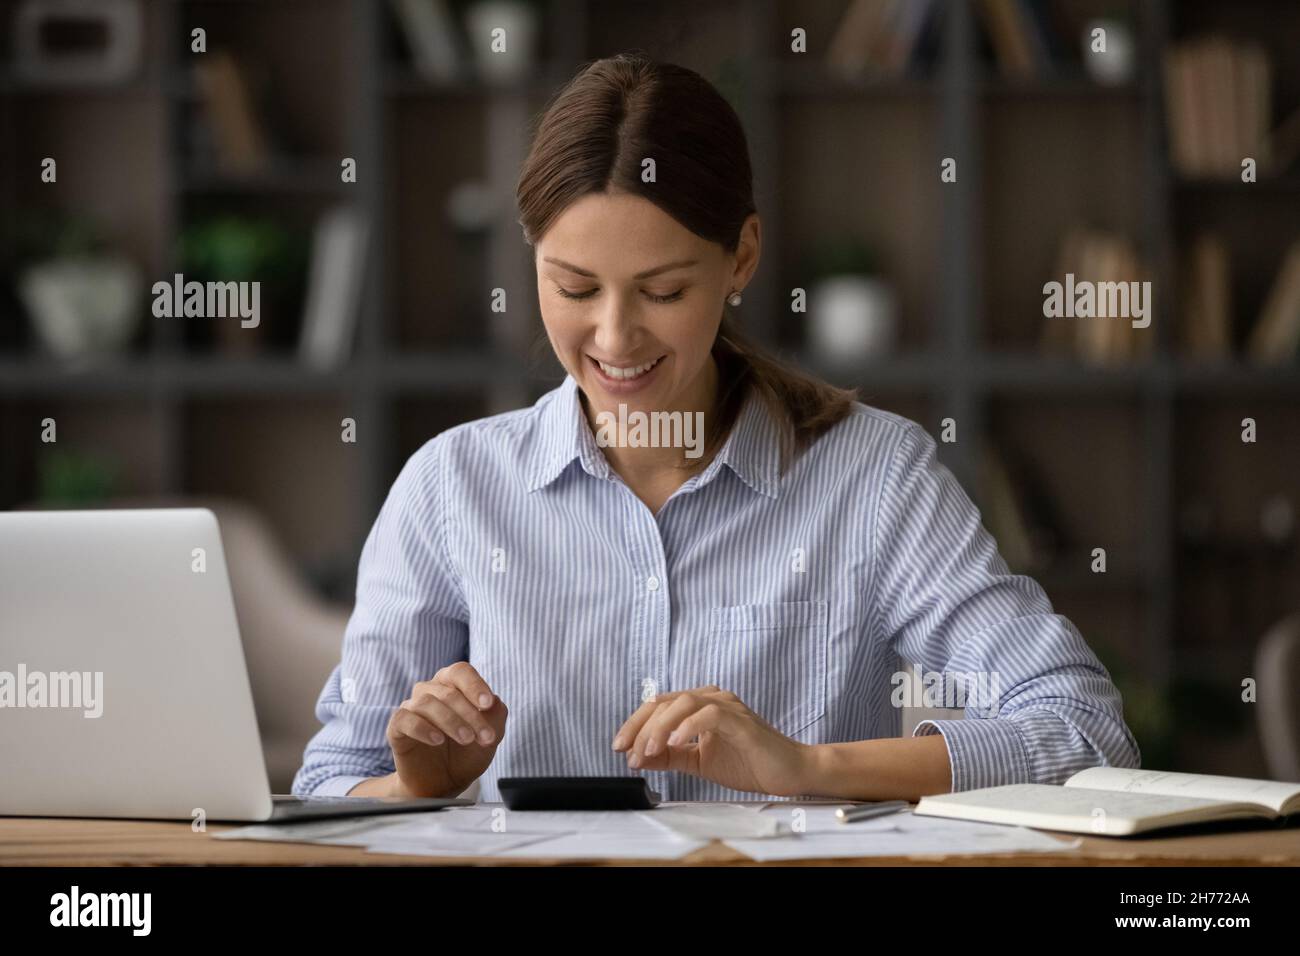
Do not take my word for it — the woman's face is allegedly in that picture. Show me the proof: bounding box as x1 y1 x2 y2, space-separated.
536 191 757 418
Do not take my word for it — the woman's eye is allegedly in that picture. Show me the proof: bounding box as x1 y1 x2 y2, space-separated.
553 287 684 304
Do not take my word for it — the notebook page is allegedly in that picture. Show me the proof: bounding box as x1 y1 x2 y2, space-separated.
1066 768 1300 814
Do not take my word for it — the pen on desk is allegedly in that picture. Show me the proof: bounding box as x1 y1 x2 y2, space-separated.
835 800 911 823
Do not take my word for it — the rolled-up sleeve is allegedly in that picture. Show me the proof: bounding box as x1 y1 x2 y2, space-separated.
869 421 1141 792
292 435 469 796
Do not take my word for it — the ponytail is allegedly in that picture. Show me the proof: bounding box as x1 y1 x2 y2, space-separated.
693 310 860 476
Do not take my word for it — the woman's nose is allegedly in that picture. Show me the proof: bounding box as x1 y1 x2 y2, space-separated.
591 294 642 355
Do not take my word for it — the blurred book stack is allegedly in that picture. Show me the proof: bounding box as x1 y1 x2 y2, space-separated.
1177 234 1300 365
1177 232 1232 360
979 442 1063 574
1162 36 1276 178
192 50 272 174
1040 229 1154 365
976 0 1064 79
389 0 464 83
299 206 371 369
826 0 940 77
1245 240 1300 365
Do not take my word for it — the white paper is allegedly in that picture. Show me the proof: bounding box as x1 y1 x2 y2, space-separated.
366 832 707 863
361 804 709 859
362 830 561 858
213 811 438 846
639 802 782 840
381 805 672 839
438 832 706 860
725 808 1081 861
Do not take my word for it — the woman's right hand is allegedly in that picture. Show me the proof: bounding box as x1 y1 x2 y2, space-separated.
384 662 507 798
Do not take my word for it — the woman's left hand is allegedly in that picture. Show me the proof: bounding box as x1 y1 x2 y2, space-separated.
611 686 815 797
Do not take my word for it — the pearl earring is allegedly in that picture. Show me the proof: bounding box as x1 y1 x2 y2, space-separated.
727 290 742 306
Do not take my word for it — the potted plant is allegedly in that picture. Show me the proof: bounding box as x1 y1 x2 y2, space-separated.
802 234 898 361
13 209 143 362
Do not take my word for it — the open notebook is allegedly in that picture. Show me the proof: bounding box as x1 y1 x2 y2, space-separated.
913 768 1300 836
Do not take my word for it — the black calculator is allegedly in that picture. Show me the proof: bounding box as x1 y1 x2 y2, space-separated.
497 776 663 810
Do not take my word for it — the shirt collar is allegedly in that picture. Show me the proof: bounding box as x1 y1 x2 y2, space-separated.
526 373 781 499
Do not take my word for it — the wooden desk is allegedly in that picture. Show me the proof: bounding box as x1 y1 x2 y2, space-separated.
3 810 1298 865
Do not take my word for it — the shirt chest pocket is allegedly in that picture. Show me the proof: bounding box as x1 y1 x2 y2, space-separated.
707 600 828 740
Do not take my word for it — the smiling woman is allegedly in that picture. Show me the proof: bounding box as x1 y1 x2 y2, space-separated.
294 52 1141 806
515 55 860 487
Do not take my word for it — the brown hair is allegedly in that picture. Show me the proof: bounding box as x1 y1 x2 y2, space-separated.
516 52 858 475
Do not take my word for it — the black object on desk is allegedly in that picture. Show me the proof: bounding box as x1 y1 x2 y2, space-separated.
498 776 662 810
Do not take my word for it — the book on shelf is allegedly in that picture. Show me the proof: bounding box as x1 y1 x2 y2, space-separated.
825 0 939 78
976 0 1079 79
1270 105 1300 175
979 444 1062 575
298 206 371 369
192 50 271 174
978 0 1037 79
1039 228 1154 365
1163 36 1273 178
1039 229 1083 356
1245 239 1300 365
915 767 1300 837
389 0 463 83
1178 232 1232 360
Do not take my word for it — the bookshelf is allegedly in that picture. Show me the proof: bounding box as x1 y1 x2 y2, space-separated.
1 0 1297 776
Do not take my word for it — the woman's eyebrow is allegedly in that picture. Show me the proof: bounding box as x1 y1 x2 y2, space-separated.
542 257 699 279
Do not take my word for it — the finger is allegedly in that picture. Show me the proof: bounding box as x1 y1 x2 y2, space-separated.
629 693 706 764
667 702 734 750
428 683 498 744
402 691 483 746
611 690 684 751
438 661 498 712
626 687 730 759
437 682 500 743
389 706 445 749
644 739 701 775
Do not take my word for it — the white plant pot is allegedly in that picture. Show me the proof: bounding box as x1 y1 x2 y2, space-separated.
18 256 142 360
809 275 898 361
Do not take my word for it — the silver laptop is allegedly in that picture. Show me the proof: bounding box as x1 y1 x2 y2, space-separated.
0 508 472 822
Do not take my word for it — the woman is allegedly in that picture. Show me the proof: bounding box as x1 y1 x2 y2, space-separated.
294 53 1140 805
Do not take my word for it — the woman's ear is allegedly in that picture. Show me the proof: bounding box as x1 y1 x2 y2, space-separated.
731 213 761 290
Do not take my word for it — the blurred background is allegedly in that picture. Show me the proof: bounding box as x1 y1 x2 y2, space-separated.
1 0 1298 789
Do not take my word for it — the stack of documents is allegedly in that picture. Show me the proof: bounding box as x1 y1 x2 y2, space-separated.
216 801 1080 861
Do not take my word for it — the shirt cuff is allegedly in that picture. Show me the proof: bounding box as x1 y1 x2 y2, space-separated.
310 774 373 797
912 717 1032 792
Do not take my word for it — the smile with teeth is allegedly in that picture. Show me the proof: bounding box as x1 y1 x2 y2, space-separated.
594 355 664 380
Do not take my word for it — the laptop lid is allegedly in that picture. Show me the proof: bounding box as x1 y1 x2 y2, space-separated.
0 508 275 822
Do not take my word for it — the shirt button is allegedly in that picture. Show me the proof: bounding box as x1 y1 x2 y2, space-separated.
646 575 660 592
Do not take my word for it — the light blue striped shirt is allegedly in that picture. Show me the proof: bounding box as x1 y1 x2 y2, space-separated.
294 373 1141 802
